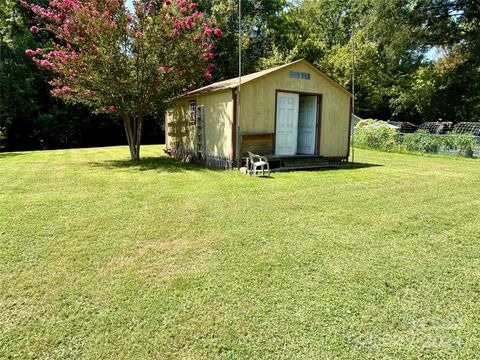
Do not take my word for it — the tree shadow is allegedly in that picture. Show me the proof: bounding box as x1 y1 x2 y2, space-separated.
90 156 211 173
0 152 24 159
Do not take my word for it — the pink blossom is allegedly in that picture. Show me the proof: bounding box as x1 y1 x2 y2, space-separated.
204 71 212 80
35 48 43 55
30 26 39 33
190 2 197 9
40 59 53 68
49 86 71 96
159 66 174 72
213 28 222 37
208 63 215 70
135 31 144 38
25 49 35 56
108 105 117 113
185 16 195 29
204 27 212 37
194 35 201 41
180 6 187 12
87 90 94 97
165 0 171 5
204 52 215 60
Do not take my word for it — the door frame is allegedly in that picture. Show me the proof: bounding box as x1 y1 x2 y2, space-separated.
274 89 323 156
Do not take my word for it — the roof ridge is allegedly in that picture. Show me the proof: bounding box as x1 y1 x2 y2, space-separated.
182 59 304 97
180 59 352 98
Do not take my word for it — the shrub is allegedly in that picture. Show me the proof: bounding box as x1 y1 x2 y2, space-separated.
356 119 379 129
454 134 478 157
354 123 479 157
440 134 456 151
401 132 459 154
401 131 428 153
354 124 399 151
421 135 444 153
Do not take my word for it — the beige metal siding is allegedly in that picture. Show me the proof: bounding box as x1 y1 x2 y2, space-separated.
166 89 233 159
239 61 351 157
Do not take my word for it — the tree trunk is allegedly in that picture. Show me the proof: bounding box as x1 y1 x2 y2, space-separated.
123 113 143 162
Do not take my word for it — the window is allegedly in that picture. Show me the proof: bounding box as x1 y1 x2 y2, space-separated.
188 100 196 124
289 71 311 80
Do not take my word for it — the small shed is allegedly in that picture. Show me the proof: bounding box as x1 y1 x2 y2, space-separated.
165 59 353 168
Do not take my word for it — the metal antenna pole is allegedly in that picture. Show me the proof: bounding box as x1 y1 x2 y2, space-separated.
236 0 242 167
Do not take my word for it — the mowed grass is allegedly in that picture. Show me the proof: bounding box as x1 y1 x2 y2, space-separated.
0 145 479 359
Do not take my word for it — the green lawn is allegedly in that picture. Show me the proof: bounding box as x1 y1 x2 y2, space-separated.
1 145 479 359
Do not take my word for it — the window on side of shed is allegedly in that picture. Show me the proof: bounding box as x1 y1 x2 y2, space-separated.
188 100 196 124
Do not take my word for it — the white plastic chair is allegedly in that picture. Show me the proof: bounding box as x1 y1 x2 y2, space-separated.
247 151 270 177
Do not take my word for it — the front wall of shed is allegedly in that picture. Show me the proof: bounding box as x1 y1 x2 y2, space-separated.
166 90 233 159
239 62 351 157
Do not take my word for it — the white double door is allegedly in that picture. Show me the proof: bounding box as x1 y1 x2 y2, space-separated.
275 92 317 155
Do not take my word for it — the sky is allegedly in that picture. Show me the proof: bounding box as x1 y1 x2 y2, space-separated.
126 0 133 10
425 47 442 62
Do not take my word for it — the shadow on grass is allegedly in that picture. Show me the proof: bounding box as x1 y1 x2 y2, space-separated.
247 174 277 179
333 162 382 170
90 156 211 173
0 152 24 159
90 157 380 174
269 162 381 174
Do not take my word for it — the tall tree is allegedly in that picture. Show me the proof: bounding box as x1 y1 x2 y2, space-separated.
269 0 479 123
1 0 131 151
199 0 287 78
375 0 480 122
22 0 222 161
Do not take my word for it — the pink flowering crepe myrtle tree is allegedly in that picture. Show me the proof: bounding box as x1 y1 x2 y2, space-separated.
23 0 222 161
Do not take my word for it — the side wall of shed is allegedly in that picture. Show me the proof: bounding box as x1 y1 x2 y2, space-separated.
165 89 233 160
238 62 351 158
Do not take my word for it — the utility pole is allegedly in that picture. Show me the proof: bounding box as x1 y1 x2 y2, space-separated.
236 0 242 167
351 28 355 163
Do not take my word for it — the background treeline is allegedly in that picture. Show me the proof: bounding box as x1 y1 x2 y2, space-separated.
1 0 479 151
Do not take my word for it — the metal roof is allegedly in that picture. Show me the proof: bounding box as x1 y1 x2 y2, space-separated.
181 59 351 98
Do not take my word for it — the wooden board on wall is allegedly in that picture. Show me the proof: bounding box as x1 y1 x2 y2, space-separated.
242 133 274 156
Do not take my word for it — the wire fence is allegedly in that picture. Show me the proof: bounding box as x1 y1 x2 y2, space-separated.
353 125 480 158
397 133 480 157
